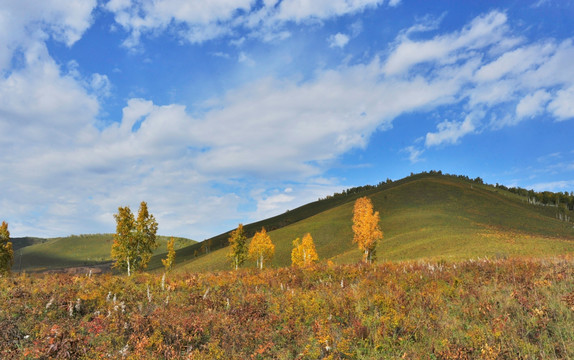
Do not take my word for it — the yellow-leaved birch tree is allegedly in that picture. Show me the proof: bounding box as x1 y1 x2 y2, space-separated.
248 227 274 270
111 201 158 276
352 196 383 264
162 237 176 273
291 233 319 267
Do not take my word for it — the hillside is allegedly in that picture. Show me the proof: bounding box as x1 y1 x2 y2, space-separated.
170 173 574 272
13 234 195 272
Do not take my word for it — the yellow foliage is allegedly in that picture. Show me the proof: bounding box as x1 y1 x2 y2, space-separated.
248 227 275 270
291 233 319 267
161 237 176 272
352 197 383 263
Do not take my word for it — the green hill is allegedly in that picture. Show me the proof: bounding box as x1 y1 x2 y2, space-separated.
13 234 195 272
169 173 574 272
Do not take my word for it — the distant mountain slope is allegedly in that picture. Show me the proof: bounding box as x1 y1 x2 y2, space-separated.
170 174 574 272
11 237 49 251
13 234 195 272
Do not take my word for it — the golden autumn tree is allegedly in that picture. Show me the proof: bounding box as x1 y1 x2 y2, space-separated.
111 201 158 276
248 227 275 270
162 237 176 273
0 221 14 275
291 233 319 267
227 224 248 270
352 196 383 264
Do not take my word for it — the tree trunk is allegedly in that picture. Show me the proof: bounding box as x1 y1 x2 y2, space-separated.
127 257 131 277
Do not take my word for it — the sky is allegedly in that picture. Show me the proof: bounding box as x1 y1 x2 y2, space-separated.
1 0 574 239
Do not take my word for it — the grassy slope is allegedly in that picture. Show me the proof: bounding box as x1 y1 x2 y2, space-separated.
176 175 574 272
14 234 195 272
10 237 49 251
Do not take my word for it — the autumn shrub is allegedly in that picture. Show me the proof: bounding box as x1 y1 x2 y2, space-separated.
0 256 572 359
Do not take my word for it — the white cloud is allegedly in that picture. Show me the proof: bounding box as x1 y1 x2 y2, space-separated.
404 146 424 163
104 0 385 48
383 11 509 75
329 33 350 48
187 59 462 177
516 90 551 119
4 6 574 239
528 180 574 192
474 43 554 83
0 0 96 71
238 51 256 66
548 86 574 120
275 0 383 22
90 74 112 98
425 113 479 147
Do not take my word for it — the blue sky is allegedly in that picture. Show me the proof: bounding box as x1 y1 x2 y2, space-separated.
1 0 574 239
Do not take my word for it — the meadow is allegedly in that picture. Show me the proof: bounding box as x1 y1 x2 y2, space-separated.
174 175 574 273
1 256 573 359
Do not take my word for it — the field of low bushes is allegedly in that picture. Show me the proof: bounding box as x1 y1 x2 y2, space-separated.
1 256 573 359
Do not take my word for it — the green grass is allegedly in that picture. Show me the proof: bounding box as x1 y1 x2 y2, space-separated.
176 175 574 272
14 234 195 272
12 173 574 273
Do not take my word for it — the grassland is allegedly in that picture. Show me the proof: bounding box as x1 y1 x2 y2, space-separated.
13 234 195 272
174 175 574 272
11 173 574 273
1 257 572 359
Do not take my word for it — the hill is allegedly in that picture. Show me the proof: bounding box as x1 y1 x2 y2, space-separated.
13 234 195 272
169 173 574 272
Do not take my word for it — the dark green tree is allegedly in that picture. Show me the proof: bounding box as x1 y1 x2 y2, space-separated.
0 221 14 275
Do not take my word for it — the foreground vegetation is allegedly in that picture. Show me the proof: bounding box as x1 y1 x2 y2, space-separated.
1 256 572 359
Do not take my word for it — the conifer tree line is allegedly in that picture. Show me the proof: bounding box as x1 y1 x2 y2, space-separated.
319 170 574 212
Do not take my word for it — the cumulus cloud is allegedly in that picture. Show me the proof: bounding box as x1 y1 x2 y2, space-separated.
548 86 574 120
380 9 574 155
329 33 350 48
0 0 96 71
4 5 574 238
425 113 479 147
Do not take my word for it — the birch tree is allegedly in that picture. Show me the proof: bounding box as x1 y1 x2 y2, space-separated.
352 196 383 264
111 202 158 275
248 227 274 270
161 237 176 273
291 233 319 267
227 224 248 270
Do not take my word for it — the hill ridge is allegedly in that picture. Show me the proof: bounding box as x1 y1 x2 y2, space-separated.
170 172 574 272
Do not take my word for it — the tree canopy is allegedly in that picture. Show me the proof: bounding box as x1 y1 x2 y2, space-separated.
111 201 158 276
0 221 14 275
291 233 319 267
352 197 383 264
228 224 248 270
162 237 176 273
248 227 275 270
